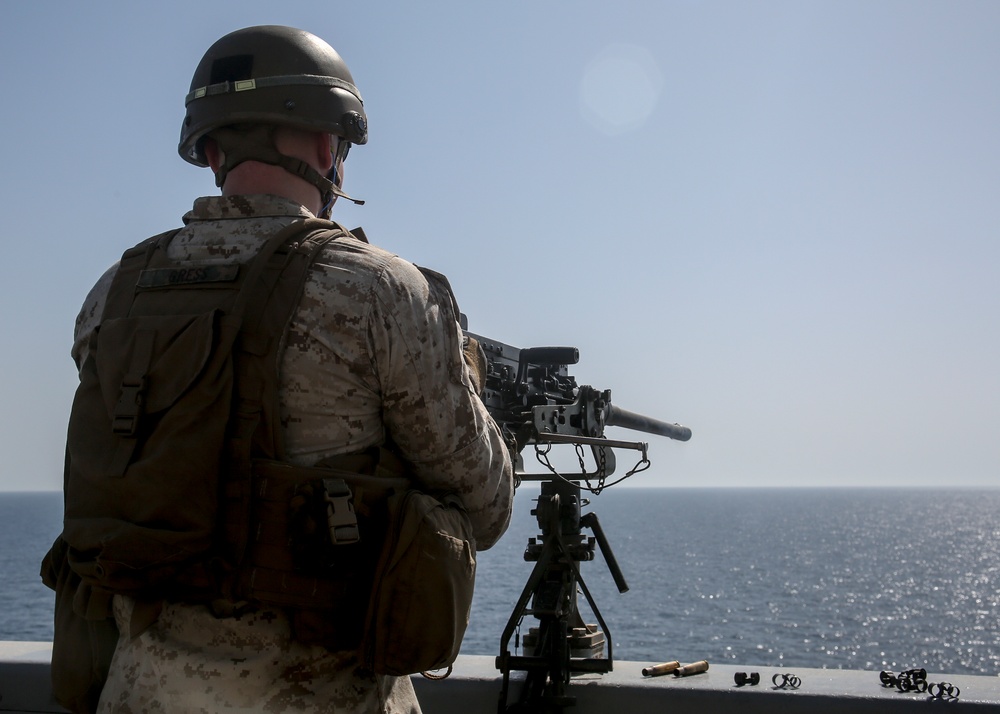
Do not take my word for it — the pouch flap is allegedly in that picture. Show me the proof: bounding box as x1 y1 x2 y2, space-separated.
96 311 219 416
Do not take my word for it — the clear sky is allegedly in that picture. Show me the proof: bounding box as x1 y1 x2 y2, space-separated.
1 1 997 491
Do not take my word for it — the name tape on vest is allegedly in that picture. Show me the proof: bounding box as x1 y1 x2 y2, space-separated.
137 265 241 289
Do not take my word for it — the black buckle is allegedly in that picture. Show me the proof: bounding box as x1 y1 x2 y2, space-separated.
112 376 146 436
322 478 360 545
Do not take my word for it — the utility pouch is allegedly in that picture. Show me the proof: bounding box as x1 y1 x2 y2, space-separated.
247 458 412 651
42 536 118 714
363 490 477 676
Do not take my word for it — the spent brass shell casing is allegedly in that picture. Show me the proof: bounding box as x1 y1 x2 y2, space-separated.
674 660 710 677
641 660 681 677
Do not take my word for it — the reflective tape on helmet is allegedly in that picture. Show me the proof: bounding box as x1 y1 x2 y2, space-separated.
185 74 363 106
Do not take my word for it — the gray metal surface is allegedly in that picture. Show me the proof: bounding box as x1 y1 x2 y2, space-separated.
3 643 999 713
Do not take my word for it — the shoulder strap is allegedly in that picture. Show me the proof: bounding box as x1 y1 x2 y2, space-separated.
233 219 348 461
220 219 350 568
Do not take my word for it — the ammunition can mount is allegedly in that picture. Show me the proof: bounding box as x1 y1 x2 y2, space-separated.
461 317 692 714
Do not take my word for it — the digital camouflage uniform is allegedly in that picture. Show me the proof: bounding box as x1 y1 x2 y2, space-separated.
72 194 514 713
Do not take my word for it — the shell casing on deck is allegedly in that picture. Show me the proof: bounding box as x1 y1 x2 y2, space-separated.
674 660 710 676
641 660 680 677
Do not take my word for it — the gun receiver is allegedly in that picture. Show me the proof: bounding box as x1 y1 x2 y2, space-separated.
465 329 690 481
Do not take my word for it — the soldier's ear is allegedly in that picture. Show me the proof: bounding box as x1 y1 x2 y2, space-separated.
315 132 334 175
203 138 224 173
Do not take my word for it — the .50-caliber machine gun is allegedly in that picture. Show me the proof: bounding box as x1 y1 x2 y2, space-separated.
461 319 691 713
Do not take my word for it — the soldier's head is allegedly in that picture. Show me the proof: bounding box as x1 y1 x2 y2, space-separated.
179 26 367 217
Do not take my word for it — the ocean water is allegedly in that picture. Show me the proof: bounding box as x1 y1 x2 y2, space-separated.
0 492 64 642
4 488 999 676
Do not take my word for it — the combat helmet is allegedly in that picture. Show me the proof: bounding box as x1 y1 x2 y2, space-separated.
179 25 367 212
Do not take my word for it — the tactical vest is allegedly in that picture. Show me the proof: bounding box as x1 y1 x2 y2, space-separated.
60 218 402 647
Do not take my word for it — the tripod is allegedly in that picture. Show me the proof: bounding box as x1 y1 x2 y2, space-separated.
496 476 629 713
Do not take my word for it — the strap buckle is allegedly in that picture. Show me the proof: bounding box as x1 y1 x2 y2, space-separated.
322 478 360 545
112 376 146 436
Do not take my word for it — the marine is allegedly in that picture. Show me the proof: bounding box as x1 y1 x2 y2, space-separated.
42 25 514 714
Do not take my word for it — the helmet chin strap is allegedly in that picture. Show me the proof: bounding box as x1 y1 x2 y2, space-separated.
211 125 364 219
318 174 365 219
318 144 363 218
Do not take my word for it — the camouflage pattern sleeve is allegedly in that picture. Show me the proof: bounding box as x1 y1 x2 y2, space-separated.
370 258 514 550
72 262 119 371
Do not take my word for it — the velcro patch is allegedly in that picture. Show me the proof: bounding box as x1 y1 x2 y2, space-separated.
137 264 240 288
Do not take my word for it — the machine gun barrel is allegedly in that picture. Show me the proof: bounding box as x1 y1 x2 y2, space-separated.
607 405 692 442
